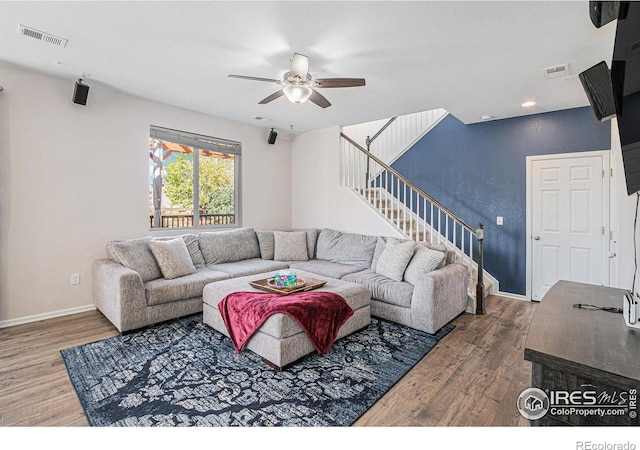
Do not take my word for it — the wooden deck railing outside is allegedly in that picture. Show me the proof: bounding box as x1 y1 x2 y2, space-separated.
149 213 235 228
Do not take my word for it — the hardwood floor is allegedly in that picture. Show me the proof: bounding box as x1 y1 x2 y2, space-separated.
355 295 535 426
0 294 536 427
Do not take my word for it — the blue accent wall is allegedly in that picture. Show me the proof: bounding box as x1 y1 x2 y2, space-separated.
391 107 610 295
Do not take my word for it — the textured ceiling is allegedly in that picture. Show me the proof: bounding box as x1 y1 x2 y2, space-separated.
0 1 617 136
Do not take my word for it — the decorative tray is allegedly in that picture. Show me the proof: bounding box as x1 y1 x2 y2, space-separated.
249 277 327 295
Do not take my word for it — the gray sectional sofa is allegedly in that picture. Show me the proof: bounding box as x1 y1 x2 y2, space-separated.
93 227 469 335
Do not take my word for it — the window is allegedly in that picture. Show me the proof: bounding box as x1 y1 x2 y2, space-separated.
149 126 241 229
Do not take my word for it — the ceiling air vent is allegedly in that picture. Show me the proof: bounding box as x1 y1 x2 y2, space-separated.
18 25 68 47
543 63 570 79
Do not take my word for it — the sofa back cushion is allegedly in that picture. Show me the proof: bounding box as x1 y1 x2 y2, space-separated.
198 228 260 265
294 228 319 259
256 228 319 260
256 230 275 260
315 228 377 268
106 237 162 282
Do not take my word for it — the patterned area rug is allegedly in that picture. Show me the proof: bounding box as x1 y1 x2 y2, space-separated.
61 314 453 427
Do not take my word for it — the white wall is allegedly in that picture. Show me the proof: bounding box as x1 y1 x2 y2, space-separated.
0 63 291 325
610 118 640 295
342 118 389 148
290 126 404 238
293 122 640 300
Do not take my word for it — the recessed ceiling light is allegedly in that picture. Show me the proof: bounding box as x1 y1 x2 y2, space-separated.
521 101 536 107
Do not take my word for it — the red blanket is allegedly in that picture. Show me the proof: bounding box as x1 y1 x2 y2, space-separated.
218 291 354 354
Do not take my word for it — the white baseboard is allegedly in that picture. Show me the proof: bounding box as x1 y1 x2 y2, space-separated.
496 291 529 301
0 304 96 329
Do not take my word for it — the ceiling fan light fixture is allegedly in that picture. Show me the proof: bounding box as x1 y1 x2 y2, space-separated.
283 84 312 104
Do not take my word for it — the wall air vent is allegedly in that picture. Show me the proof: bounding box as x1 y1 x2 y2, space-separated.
18 25 68 47
543 63 570 79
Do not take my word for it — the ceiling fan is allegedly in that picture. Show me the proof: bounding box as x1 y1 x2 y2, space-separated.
228 53 365 108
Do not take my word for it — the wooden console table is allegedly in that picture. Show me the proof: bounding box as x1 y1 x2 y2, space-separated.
524 280 640 426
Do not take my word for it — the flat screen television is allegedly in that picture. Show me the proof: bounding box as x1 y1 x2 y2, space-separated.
612 2 640 195
580 2 640 195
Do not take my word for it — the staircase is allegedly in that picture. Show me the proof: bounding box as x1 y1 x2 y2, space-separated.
339 117 497 313
343 109 448 166
368 109 448 165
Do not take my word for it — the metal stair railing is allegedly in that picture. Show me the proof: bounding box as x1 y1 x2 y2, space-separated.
340 132 485 313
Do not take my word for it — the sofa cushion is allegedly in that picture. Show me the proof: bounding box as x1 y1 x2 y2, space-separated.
145 268 230 306
288 260 366 279
258 229 318 260
371 236 386 271
403 245 445 285
273 231 309 261
294 228 319 259
207 258 289 278
315 228 377 268
106 237 162 282
198 228 260 264
375 238 416 282
256 230 275 260
148 238 197 280
343 269 414 308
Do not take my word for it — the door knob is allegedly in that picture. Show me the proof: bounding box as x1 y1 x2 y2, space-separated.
533 235 541 240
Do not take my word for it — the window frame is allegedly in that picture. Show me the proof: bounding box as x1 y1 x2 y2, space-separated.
149 125 242 231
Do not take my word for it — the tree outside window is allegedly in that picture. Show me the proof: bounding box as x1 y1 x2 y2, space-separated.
149 126 241 229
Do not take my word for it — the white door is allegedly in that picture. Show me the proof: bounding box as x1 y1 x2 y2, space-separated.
530 154 606 301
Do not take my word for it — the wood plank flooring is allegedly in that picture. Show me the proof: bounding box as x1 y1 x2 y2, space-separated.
0 295 536 427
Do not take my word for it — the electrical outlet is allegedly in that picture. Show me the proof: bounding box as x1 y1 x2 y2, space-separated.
497 216 504 226
71 273 80 285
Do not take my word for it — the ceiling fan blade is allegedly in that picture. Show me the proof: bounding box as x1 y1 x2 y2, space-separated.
309 89 331 108
258 89 285 104
228 74 282 84
314 78 366 88
290 53 309 79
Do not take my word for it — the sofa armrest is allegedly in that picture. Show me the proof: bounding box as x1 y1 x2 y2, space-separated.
93 259 147 333
410 263 468 334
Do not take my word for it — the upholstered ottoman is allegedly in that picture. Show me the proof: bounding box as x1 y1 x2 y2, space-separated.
203 270 371 370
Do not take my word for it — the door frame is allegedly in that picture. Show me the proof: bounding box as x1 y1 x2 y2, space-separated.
525 150 611 301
